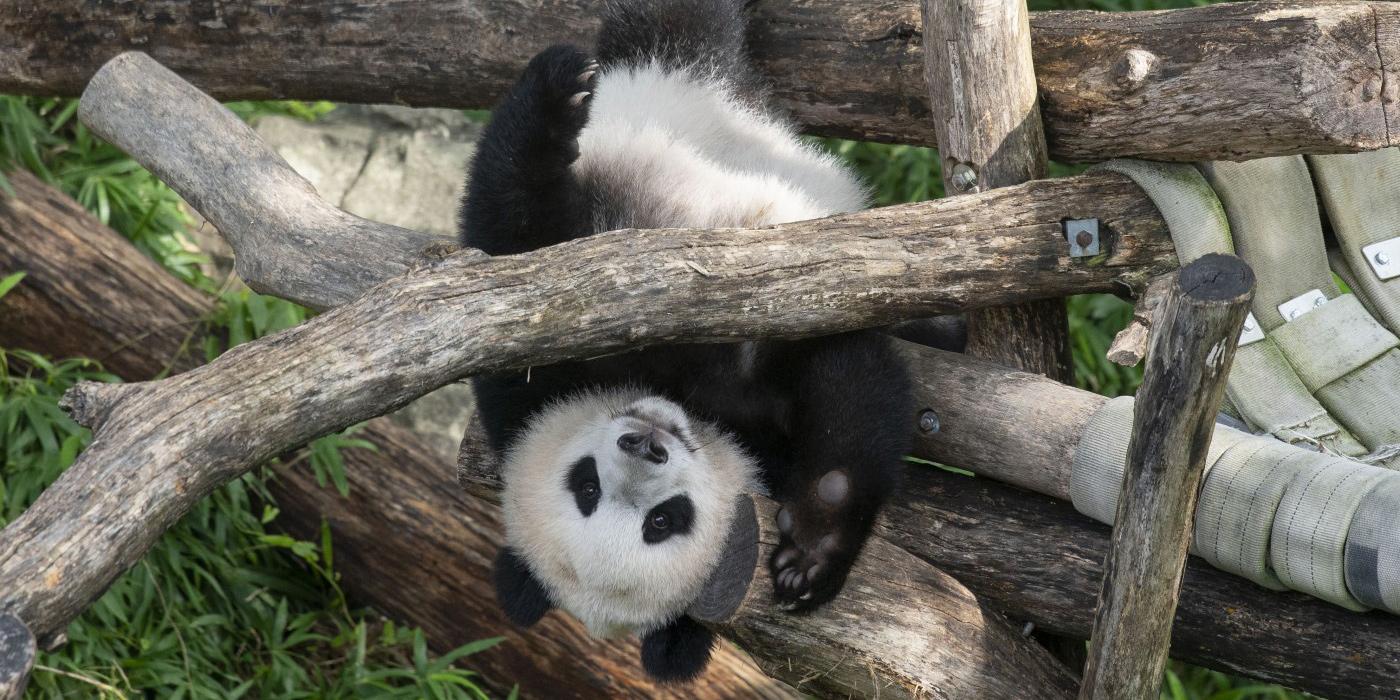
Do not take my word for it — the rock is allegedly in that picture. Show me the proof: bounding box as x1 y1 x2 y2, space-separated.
251 105 484 464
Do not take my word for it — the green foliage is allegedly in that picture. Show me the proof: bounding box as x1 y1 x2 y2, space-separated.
0 96 205 285
225 100 337 125
0 95 501 698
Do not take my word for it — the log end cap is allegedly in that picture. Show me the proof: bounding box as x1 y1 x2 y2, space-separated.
1179 253 1255 302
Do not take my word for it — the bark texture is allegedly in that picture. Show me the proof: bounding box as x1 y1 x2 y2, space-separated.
0 614 34 700
1080 256 1254 700
3 2 1397 161
78 53 1178 316
0 176 788 698
0 170 212 377
880 460 1400 700
921 0 1070 382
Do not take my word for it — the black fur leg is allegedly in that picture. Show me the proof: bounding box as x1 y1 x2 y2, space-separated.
640 616 715 683
493 547 554 627
459 44 598 255
596 0 759 99
766 332 913 610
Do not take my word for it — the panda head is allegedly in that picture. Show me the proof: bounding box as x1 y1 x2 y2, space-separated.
493 388 760 641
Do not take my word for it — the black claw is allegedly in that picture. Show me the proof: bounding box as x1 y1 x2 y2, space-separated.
774 548 797 571
776 507 793 535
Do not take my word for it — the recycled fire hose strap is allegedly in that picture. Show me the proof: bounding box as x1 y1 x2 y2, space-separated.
1345 475 1400 614
1307 149 1400 334
1270 294 1400 454
1093 159 1362 455
1069 396 1250 526
1225 339 1366 456
1197 157 1341 332
1270 457 1394 611
1089 160 1232 261
1192 438 1303 590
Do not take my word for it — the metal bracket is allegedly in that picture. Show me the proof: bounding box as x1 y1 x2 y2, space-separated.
1362 237 1400 281
1065 218 1101 258
1278 289 1328 322
1238 312 1264 347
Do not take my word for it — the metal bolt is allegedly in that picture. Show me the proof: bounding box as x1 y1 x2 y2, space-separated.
1376 251 1392 266
950 163 978 193
1075 231 1094 248
918 409 941 434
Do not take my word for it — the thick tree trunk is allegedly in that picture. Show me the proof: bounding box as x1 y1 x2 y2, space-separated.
1080 255 1254 700
0 171 790 699
78 53 1178 315
0 170 212 377
2 2 1396 161
5 173 1394 699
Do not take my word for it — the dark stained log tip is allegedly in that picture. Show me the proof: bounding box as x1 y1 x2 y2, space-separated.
58 381 139 429
1177 253 1256 302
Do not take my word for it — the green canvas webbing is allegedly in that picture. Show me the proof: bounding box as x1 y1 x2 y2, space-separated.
1092 159 1364 455
1345 475 1400 614
1307 149 1400 334
1071 396 1400 611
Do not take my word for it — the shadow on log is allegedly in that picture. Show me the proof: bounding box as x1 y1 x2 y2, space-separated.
0 169 788 699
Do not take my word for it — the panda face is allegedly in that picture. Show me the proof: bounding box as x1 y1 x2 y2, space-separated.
501 390 758 637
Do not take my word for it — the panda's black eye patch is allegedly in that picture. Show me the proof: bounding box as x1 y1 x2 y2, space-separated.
643 495 694 544
566 456 601 517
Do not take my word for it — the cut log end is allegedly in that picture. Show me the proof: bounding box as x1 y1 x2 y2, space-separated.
1178 253 1256 303
0 613 36 700
58 381 139 429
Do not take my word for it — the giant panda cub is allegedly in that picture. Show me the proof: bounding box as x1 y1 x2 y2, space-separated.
461 0 919 682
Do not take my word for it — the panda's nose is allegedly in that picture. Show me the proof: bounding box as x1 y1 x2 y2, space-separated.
618 432 668 464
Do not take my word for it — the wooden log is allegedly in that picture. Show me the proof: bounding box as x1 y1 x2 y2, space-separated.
880 462 1400 700
461 471 1078 697
0 174 788 698
0 177 1079 699
77 52 1177 315
0 614 35 700
0 160 1180 643
4 2 1397 162
1079 255 1255 699
1106 275 1173 367
920 0 1070 382
272 424 796 700
0 170 213 377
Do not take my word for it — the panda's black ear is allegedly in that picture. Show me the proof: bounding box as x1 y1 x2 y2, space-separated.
493 547 553 627
639 616 715 683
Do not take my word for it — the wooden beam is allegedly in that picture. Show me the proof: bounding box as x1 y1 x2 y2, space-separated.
0 169 792 698
3 2 1395 161
1079 255 1254 699
921 0 1070 378
77 52 1178 315
881 455 1400 700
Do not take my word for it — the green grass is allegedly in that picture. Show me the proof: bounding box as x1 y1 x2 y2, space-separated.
0 97 506 699
0 0 1313 693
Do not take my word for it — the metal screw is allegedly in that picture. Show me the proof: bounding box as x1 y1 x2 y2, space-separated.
1288 308 1303 320
918 409 941 434
950 163 978 192
1376 251 1392 266
1314 296 1326 308
1075 231 1094 248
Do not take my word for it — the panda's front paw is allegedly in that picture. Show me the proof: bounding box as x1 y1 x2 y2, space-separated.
769 469 865 611
516 45 598 165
